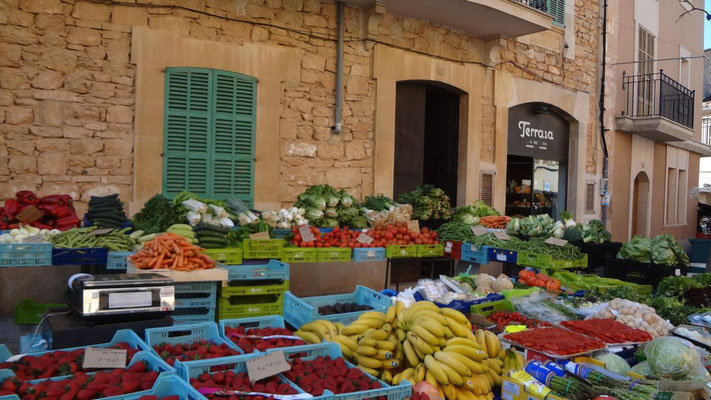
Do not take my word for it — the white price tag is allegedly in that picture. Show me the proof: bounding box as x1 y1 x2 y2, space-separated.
250 231 271 240
471 226 487 236
497 254 507 262
407 220 420 232
494 231 510 240
356 233 374 245
82 347 127 369
298 225 316 242
544 237 568 247
246 350 290 383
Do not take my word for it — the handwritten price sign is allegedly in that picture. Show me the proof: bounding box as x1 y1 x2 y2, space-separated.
246 350 291 383
82 347 127 369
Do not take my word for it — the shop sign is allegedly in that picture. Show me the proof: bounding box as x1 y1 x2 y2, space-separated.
507 104 569 161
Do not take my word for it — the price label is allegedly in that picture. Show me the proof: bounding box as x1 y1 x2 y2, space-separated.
407 220 420 232
246 350 290 383
82 347 127 369
298 225 316 242
356 233 374 245
23 235 45 244
494 231 510 241
496 254 508 262
471 226 487 236
250 231 271 240
544 237 568 247
16 206 43 223
89 228 114 236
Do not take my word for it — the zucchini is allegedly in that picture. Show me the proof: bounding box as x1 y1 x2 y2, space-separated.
138 233 158 243
197 231 226 239
196 222 230 233
198 237 228 245
129 230 144 240
169 224 193 231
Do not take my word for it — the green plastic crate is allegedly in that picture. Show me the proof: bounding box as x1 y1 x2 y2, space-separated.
218 293 284 319
14 298 66 324
203 248 243 265
281 247 317 263
220 279 289 297
417 244 444 257
386 245 418 258
518 251 586 270
470 299 514 317
516 251 539 267
316 247 352 262
243 239 283 259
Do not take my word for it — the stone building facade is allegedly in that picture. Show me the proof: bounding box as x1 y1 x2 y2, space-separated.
0 0 603 222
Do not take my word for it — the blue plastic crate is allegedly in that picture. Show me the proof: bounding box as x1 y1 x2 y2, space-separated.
223 260 289 281
284 285 391 329
413 292 505 313
175 291 217 309
175 281 217 295
172 313 215 325
106 251 136 270
120 374 204 400
174 353 329 400
219 316 299 353
51 247 108 266
273 343 411 400
0 243 52 268
487 247 517 263
460 243 489 263
353 247 386 262
145 322 242 363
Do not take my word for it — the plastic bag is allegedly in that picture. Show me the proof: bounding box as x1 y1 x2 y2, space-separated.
512 291 570 324
644 336 704 380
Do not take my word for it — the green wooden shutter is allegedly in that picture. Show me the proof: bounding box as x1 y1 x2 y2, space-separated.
210 70 257 204
163 68 212 198
548 0 565 27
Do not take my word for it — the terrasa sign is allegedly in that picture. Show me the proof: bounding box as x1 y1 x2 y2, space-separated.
507 104 569 162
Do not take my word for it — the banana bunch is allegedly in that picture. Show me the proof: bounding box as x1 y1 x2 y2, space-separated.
501 349 524 374
292 301 507 400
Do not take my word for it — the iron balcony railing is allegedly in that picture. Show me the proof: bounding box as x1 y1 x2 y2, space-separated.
621 69 695 129
513 0 565 26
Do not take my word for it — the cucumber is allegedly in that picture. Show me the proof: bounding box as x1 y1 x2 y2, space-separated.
198 237 228 245
169 224 194 231
197 231 226 239
129 230 144 240
138 233 158 243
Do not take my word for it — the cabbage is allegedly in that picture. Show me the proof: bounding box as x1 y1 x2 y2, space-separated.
507 218 521 233
630 361 653 377
325 207 338 218
617 235 652 263
595 353 630 375
305 207 324 221
322 218 339 228
644 336 703 379
340 190 356 208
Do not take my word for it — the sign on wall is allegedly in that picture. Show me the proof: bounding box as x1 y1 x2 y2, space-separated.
507 104 570 161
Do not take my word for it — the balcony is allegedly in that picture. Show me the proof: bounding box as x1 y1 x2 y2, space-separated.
616 70 695 142
342 0 560 38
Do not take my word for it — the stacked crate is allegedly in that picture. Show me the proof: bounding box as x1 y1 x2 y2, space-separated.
218 260 289 320
172 281 217 325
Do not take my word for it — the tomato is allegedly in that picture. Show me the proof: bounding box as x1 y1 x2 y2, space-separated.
384 232 393 240
421 227 429 233
398 227 407 235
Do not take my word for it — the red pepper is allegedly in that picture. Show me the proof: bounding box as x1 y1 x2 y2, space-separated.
30 221 53 230
15 191 38 205
52 207 71 218
39 195 62 205
59 195 73 207
4 199 19 216
7 223 19 229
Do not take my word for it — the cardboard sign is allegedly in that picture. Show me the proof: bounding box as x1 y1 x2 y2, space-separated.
246 350 290 383
494 231 510 241
82 347 127 369
356 233 374 245
407 220 420 233
471 226 487 236
298 225 316 242
89 228 114 236
16 206 43 223
545 237 568 247
250 231 271 240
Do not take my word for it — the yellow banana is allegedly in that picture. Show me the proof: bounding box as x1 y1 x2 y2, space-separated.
356 346 378 356
407 331 434 355
441 308 469 325
484 358 501 374
445 317 472 338
376 340 396 351
365 329 388 340
437 384 446 399
333 335 357 351
456 386 477 400
475 330 489 358
392 372 403 385
443 383 457 400
442 325 454 339
410 324 441 347
357 363 379 376
396 329 407 341
294 330 321 343
434 351 472 377
358 318 386 328
359 337 377 347
484 331 500 358
359 311 387 321
381 369 393 384
386 305 397 324
439 361 464 385
446 337 481 349
315 320 338 338
444 351 489 374
374 349 394 360
412 316 446 337
487 369 502 387
356 355 382 369
411 310 448 325
415 363 426 382
403 340 420 367
381 359 400 369
402 368 416 381
301 322 329 339
412 341 426 360
381 323 392 334
394 342 404 362
444 345 488 361
336 342 354 358
342 323 370 335
335 322 345 334
425 370 438 386
424 354 449 385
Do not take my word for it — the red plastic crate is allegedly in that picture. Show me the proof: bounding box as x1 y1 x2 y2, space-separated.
443 240 462 259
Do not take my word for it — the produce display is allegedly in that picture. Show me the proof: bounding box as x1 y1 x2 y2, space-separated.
85 194 128 229
361 195 413 226
152 340 240 366
560 319 653 344
223 326 307 353
261 207 307 228
289 223 440 248
164 223 198 244
455 273 513 296
479 216 510 229
587 298 674 338
284 356 384 396
511 292 578 324
0 361 159 399
130 233 216 271
398 185 452 221
0 224 57 243
0 342 141 380
1 191 80 231
194 222 229 249
517 270 561 291
507 214 556 237
317 303 373 315
617 234 690 267
130 194 183 234
503 327 605 356
451 201 500 225
294 185 367 228
436 221 479 242
188 369 298 399
177 192 234 229
486 311 550 331
51 227 136 251
293 302 504 400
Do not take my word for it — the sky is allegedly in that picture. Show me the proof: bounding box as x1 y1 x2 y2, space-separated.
706 2 711 49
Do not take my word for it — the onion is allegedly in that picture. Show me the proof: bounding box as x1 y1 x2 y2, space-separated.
413 381 443 400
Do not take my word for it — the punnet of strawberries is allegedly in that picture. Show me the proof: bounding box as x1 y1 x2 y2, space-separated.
224 326 307 353
152 340 240 366
560 319 653 344
0 342 140 381
504 327 605 356
0 361 158 400
189 370 298 400
283 356 383 397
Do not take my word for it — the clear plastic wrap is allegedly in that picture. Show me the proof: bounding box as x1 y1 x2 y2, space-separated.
644 336 706 380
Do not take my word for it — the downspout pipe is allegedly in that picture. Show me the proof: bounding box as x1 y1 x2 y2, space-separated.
600 0 609 226
332 0 345 134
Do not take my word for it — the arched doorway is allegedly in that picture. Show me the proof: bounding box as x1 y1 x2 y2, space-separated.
632 171 650 237
393 81 464 205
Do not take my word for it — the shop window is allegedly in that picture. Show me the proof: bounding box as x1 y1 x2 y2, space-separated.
480 173 494 207
585 183 595 213
162 68 256 205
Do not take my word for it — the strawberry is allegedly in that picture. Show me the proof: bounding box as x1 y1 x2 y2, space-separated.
77 389 97 400
120 379 141 393
138 396 159 400
128 362 147 373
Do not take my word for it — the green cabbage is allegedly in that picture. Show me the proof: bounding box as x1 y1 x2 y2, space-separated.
644 336 703 380
325 207 338 218
339 189 356 208
305 207 324 221
617 235 652 263
595 353 630 375
630 361 653 377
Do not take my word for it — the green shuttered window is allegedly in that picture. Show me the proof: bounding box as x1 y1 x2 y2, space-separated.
163 68 257 205
548 0 565 27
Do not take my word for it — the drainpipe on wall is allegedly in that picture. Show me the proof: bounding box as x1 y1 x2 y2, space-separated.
331 1 345 135
599 0 610 227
